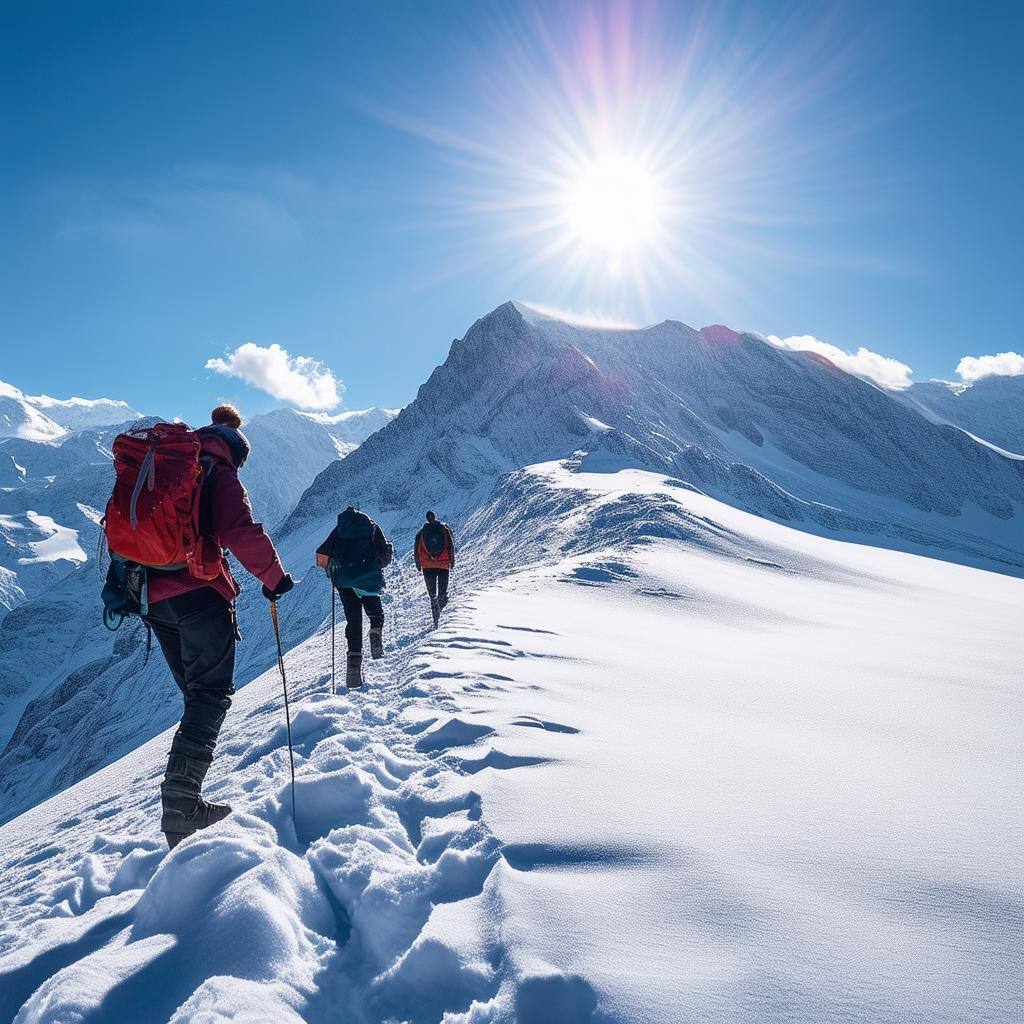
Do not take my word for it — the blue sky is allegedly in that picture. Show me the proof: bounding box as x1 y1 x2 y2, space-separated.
2 0 1022 422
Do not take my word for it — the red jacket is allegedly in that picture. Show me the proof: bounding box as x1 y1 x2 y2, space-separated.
147 433 285 606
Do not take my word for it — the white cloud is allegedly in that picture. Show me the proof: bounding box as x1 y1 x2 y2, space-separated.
206 343 342 410
766 334 914 390
955 351 1024 383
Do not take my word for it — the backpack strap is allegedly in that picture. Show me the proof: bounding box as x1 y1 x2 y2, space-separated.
128 438 157 529
198 457 218 538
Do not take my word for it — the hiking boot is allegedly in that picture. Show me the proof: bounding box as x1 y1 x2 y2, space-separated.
163 797 233 849
430 599 440 629
369 624 384 660
160 737 232 847
346 651 364 688
438 594 449 611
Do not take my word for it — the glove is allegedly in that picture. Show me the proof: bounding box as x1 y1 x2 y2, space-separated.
263 572 294 601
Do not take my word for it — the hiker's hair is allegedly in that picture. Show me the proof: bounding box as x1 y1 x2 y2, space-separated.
425 510 436 522
211 404 243 429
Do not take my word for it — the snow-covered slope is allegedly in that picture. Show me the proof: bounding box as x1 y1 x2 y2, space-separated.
3 299 1022 877
1 465 1019 1023
1 379 144 439
298 407 403 445
902 375 1024 454
0 425 131 613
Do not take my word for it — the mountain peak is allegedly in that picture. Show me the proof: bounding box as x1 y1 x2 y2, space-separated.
0 379 66 442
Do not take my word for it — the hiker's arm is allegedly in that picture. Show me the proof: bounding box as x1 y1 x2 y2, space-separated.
374 525 394 567
445 525 456 568
212 471 285 589
315 528 336 568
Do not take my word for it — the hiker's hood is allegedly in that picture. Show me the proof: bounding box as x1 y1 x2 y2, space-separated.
198 424 250 468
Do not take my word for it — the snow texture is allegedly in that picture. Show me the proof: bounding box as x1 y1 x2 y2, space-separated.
0 464 1020 1023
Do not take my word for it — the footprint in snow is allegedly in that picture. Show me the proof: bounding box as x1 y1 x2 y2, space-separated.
443 635 515 647
415 717 495 753
452 749 550 775
510 716 579 735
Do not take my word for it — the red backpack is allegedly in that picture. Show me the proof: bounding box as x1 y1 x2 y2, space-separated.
103 423 220 580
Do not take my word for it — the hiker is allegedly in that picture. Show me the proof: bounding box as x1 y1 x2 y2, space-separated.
414 510 455 628
316 506 394 688
104 405 292 849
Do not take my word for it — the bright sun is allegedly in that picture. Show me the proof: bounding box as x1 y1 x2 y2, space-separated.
565 156 663 257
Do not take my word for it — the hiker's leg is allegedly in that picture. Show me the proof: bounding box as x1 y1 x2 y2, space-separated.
155 587 235 841
362 594 384 631
364 594 385 659
437 570 450 604
339 587 364 653
423 569 438 600
173 588 236 753
144 605 188 698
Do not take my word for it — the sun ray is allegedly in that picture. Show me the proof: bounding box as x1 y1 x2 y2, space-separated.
351 1 895 323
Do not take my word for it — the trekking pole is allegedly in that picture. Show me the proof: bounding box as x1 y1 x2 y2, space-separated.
330 583 336 696
269 600 297 826
391 565 402 646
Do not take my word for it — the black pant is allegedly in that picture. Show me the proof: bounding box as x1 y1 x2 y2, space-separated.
423 568 449 603
145 587 236 754
337 587 384 653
